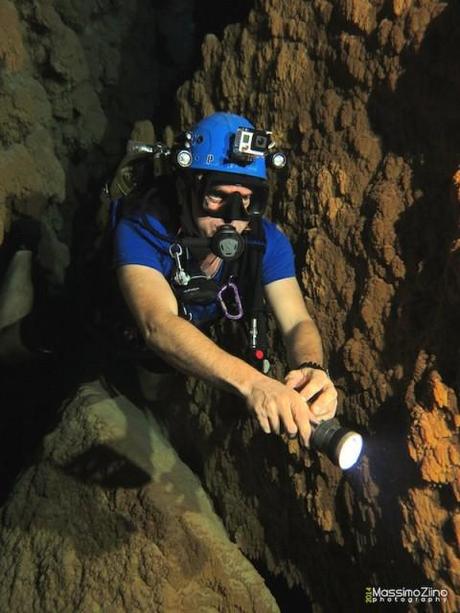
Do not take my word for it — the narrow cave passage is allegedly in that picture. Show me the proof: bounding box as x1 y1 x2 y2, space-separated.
0 0 254 505
1 0 458 611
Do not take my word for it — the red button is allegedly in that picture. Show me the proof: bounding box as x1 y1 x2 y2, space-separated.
255 349 264 360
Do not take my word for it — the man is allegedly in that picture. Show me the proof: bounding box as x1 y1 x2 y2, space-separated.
114 112 337 446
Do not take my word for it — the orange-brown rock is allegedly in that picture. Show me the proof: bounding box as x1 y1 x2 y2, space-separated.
1 0 459 611
169 0 460 610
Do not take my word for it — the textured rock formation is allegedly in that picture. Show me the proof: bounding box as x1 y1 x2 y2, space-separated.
0 381 278 612
163 0 459 610
0 0 178 522
1 0 459 611
0 0 197 248
0 2 278 610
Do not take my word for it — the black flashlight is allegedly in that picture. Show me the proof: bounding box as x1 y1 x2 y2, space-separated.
310 419 363 469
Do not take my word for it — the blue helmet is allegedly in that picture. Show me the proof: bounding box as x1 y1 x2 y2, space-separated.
188 112 267 181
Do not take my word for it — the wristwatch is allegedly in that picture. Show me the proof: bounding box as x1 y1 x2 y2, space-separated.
296 361 330 377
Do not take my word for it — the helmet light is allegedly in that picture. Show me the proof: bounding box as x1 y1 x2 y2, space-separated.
268 151 287 169
176 149 193 168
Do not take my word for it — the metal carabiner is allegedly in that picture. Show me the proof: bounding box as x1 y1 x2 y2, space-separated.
217 279 244 320
169 243 190 286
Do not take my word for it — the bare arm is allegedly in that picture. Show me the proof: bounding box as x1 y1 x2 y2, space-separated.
265 277 337 421
118 264 259 394
265 277 324 368
117 265 314 443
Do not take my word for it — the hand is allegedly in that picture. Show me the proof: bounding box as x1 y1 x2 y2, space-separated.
284 367 337 423
244 376 316 447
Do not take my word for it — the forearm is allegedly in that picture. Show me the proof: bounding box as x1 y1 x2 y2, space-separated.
142 312 267 397
118 267 324 441
283 319 324 369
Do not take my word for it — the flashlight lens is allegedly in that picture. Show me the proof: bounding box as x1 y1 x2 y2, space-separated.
336 432 363 469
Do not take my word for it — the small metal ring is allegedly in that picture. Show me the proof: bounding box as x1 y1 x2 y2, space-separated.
169 243 183 257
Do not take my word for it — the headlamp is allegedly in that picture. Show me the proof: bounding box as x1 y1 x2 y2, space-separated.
310 419 363 470
172 131 193 168
175 149 193 168
268 151 287 169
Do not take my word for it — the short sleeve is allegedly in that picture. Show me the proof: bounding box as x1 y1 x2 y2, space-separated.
113 213 173 277
262 220 296 285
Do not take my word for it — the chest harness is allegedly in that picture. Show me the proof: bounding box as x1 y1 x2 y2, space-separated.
139 211 270 373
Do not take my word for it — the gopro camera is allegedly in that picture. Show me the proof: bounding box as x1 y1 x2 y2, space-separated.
233 127 272 160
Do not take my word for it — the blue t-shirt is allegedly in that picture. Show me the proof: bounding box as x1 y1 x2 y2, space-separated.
114 211 295 326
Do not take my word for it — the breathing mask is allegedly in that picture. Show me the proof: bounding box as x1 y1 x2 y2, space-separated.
210 225 245 261
199 189 249 261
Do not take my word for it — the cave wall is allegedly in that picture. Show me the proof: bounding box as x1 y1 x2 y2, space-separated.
0 0 243 499
162 0 459 610
0 0 198 248
0 0 184 511
0 381 280 612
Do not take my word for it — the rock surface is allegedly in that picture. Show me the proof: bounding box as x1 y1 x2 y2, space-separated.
0 0 459 611
168 1 459 610
0 381 279 612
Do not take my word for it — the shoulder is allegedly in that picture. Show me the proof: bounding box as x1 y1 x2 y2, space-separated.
116 208 175 250
260 218 296 284
261 218 293 252
113 205 175 272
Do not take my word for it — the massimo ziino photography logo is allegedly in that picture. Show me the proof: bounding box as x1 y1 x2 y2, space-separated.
365 585 449 605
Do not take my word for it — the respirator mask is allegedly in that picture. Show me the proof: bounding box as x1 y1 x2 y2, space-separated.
203 190 249 261
190 173 268 262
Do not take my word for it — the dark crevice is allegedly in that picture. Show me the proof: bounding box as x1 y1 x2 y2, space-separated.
0 0 255 506
251 557 313 613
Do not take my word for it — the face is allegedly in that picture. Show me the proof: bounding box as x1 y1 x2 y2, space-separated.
195 184 253 238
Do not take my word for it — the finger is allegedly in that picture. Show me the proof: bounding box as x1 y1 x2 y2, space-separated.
268 415 280 435
310 389 338 418
314 400 337 420
284 376 299 390
300 379 325 402
310 397 332 417
291 398 314 447
299 418 312 448
278 403 298 438
257 413 271 434
284 371 305 390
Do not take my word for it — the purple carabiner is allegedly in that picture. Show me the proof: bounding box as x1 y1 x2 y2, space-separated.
217 280 244 320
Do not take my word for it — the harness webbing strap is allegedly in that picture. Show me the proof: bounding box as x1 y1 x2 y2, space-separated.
245 217 269 367
138 207 269 369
